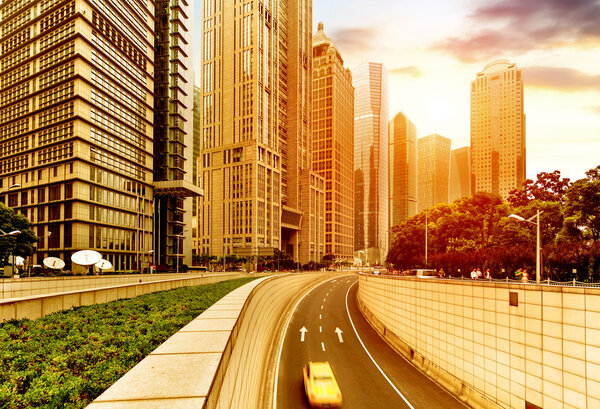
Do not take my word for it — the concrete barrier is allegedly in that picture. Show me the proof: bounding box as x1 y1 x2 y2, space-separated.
357 274 600 409
0 273 222 300
0 273 246 323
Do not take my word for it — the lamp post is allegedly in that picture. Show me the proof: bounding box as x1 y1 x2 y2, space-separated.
508 210 542 284
0 183 20 196
176 229 188 274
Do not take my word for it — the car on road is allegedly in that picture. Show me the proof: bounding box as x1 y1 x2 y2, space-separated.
303 361 342 408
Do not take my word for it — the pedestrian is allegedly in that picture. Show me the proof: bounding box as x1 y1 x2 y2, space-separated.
471 268 477 279
514 268 523 281
484 269 491 279
476 268 482 279
522 269 529 283
438 268 445 278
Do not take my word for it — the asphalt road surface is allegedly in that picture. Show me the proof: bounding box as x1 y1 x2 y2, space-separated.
275 274 469 409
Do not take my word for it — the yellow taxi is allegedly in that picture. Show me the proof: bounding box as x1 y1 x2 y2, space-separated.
303 361 342 408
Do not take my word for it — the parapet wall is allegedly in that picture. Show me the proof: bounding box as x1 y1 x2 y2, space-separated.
357 275 600 409
0 273 245 323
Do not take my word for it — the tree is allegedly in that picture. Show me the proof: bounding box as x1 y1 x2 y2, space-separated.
0 203 38 265
561 165 600 243
508 170 571 207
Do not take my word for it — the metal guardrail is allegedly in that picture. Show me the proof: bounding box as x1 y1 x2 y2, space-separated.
362 272 600 288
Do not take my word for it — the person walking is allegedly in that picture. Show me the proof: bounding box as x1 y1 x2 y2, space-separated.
522 269 529 283
484 269 491 279
471 268 478 279
514 268 523 281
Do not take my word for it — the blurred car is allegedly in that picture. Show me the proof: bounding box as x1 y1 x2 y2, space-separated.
409 268 437 278
303 361 342 408
372 270 381 275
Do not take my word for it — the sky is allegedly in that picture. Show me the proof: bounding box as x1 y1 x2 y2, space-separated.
194 0 600 182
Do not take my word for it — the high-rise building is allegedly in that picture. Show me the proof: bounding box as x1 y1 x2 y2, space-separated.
192 86 202 259
0 0 157 271
471 59 525 199
199 1 323 264
312 23 354 261
353 62 389 266
152 0 199 269
449 146 471 202
389 112 417 228
417 133 451 211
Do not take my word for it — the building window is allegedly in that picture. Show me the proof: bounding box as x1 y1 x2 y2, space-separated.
48 224 60 248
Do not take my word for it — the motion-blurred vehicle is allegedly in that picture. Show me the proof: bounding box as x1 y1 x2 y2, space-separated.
408 268 437 278
303 361 342 408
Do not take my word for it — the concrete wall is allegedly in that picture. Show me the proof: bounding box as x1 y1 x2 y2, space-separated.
0 273 246 323
0 273 215 300
357 275 600 409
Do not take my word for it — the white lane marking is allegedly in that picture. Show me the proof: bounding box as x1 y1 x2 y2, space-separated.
323 297 326 302
321 342 326 351
273 277 340 409
345 281 416 409
335 327 344 343
300 327 308 342
319 314 322 320
320 326 322 333
321 305 324 310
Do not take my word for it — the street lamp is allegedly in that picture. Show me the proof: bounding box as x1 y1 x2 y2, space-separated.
508 210 542 284
176 229 188 274
0 183 20 195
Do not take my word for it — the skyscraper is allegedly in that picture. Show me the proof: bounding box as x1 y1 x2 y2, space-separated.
417 133 451 211
152 0 199 269
389 112 417 228
0 0 157 271
353 62 389 266
312 23 354 261
471 60 526 199
449 146 471 202
199 0 323 264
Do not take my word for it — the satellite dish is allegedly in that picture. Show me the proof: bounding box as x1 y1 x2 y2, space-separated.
15 256 24 266
95 259 112 270
43 257 65 269
71 250 102 266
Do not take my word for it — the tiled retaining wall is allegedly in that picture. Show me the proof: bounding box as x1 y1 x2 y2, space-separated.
357 275 600 409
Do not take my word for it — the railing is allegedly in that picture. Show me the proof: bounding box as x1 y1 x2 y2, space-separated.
377 273 600 287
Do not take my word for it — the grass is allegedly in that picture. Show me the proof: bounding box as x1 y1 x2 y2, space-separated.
0 277 256 409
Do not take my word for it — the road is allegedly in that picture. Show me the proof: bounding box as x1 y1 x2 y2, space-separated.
275 274 468 409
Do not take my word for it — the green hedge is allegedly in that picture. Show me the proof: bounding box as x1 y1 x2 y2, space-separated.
0 277 256 409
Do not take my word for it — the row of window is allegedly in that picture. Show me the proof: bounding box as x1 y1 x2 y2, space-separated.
39 41 74 70
90 127 144 165
0 39 29 72
90 0 147 55
39 1 74 33
1 0 33 23
0 25 30 55
0 63 29 90
90 107 145 149
0 7 30 37
92 31 145 85
91 70 145 116
0 81 29 106
90 165 148 197
90 147 145 180
40 20 74 52
38 141 73 165
0 136 27 157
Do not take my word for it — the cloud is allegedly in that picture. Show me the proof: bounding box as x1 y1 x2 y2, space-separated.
329 27 380 55
524 66 600 92
591 106 600 115
389 66 423 78
433 0 600 62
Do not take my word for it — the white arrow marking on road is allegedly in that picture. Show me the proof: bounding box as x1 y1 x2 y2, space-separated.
300 327 308 342
335 327 344 343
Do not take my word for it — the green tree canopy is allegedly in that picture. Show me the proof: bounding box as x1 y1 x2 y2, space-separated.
0 203 38 264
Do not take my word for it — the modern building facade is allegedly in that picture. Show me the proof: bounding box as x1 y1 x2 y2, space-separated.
198 0 324 264
449 146 471 202
417 133 451 211
0 0 157 271
353 62 389 266
152 0 199 269
312 22 354 261
470 59 526 199
389 112 416 228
